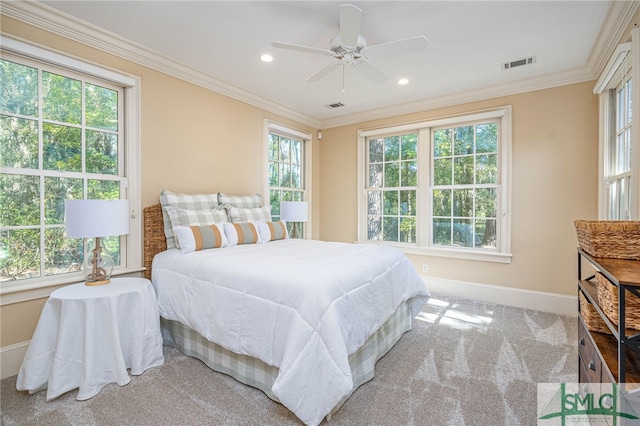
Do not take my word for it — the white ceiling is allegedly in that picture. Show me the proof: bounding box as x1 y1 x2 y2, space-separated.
17 1 630 127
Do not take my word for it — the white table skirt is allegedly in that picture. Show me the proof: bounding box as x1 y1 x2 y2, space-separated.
16 278 165 401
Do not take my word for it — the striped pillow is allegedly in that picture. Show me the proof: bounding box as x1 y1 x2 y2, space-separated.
173 224 227 254
257 221 288 242
223 222 262 246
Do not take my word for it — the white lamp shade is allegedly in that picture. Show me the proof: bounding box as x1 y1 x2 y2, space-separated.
280 201 308 222
65 199 130 238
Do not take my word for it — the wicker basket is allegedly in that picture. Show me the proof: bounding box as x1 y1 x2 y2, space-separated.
579 290 611 334
596 271 640 331
574 220 640 260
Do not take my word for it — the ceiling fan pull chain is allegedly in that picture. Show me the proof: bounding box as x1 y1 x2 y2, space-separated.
342 64 346 95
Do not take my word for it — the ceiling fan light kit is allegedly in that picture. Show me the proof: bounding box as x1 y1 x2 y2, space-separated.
271 3 428 92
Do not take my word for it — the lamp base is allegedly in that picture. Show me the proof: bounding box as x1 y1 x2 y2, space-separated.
85 278 111 286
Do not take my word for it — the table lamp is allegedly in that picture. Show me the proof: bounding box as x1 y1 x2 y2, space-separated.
65 199 129 286
280 201 308 239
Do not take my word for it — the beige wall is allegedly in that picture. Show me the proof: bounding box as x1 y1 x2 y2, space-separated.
0 17 319 347
319 81 599 296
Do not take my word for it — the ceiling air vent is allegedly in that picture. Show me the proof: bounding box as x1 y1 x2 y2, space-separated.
503 56 536 70
325 102 345 109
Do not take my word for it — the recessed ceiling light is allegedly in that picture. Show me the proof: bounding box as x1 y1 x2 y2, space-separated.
260 54 273 63
398 78 409 85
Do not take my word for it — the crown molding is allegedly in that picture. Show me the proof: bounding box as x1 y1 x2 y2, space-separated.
585 0 640 79
2 0 635 130
1 0 322 129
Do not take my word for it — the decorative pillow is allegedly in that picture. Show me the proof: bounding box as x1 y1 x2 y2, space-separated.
173 224 228 254
228 205 272 223
223 222 262 246
159 189 219 249
165 206 228 249
218 193 262 209
256 221 288 242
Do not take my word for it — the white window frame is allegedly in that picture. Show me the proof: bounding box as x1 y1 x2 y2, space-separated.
595 28 639 221
0 36 142 303
357 106 512 263
263 120 312 237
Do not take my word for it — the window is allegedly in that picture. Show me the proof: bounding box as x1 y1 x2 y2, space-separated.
0 37 141 297
595 30 638 221
265 121 311 238
359 107 511 263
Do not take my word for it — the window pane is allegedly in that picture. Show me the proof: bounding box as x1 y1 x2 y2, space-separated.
280 163 291 187
453 189 473 217
383 191 398 215
384 162 399 187
369 138 383 163
454 126 474 155
432 189 451 216
475 219 497 249
268 135 279 161
477 154 498 184
86 130 118 175
0 59 38 116
399 217 416 243
476 123 497 153
433 129 451 158
102 235 122 266
476 188 497 218
453 219 475 247
433 158 452 186
269 162 279 186
453 156 474 185
45 228 83 276
45 177 83 225
368 190 382 216
0 174 40 226
291 165 301 188
43 123 81 172
291 140 302 165
382 217 398 241
85 83 118 131
401 134 417 160
0 228 40 282
367 215 381 240
88 180 120 199
433 218 451 246
42 71 82 124
399 190 416 215
369 164 383 188
0 115 39 169
280 138 290 162
401 161 417 186
384 136 399 161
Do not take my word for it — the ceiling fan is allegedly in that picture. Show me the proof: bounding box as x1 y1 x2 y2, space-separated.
271 4 428 92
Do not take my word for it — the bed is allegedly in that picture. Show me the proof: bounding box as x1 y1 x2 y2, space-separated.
143 200 429 426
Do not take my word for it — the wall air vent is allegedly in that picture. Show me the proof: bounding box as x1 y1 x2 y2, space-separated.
503 56 536 70
325 102 345 109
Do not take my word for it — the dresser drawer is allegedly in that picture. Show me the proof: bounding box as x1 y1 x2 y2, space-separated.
579 317 602 384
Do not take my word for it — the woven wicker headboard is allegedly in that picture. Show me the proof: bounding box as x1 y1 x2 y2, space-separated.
143 203 167 280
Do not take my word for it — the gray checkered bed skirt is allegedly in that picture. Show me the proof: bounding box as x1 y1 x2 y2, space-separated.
161 299 413 418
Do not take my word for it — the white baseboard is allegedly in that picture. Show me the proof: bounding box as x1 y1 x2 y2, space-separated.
1 341 29 380
423 276 577 317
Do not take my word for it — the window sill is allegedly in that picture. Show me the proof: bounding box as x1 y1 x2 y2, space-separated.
0 267 146 306
359 241 513 264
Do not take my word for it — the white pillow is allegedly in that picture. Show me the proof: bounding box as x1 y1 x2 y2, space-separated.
173 224 228 254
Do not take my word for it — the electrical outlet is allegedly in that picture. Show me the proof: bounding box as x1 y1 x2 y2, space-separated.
422 264 428 273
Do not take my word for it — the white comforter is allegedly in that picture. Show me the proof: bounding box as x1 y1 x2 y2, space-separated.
152 239 429 426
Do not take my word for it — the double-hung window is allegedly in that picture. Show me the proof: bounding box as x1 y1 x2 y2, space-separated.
265 121 311 238
359 107 512 263
0 37 141 297
595 31 637 220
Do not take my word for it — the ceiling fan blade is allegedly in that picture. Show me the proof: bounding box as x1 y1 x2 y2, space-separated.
271 42 335 56
352 60 388 85
339 4 362 49
363 36 429 59
306 62 342 82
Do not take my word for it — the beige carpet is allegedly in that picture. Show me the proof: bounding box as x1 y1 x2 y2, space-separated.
1 294 577 425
